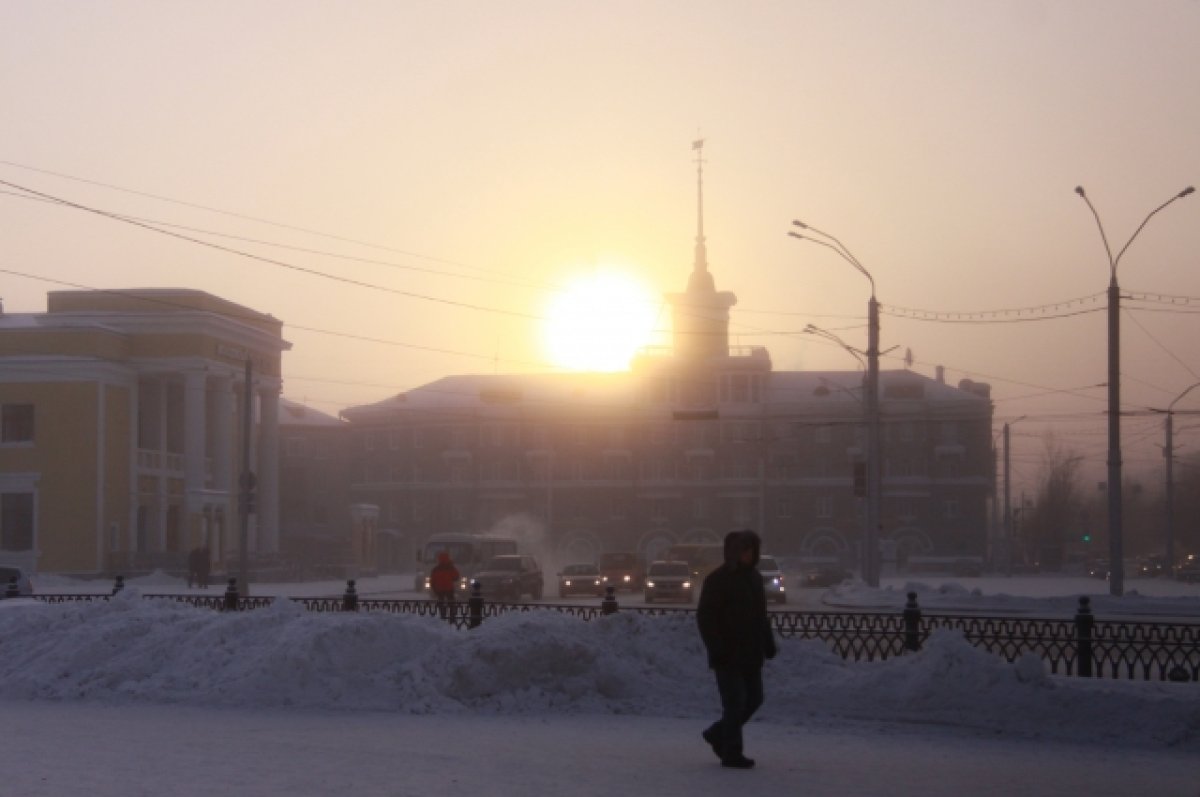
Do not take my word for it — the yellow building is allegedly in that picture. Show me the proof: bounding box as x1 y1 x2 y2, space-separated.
0 289 290 576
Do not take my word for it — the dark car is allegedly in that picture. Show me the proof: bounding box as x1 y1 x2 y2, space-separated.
557 563 604 598
472 554 544 601
643 560 694 604
0 565 33 597
758 555 787 604
598 552 644 591
800 564 852 588
1176 554 1200 583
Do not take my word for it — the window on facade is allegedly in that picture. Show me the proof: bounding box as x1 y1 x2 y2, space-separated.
732 497 756 524
776 497 792 518
896 422 915 443
0 492 34 551
940 422 959 444
816 495 834 519
363 433 376 452
284 437 308 458
692 497 708 520
814 424 832 444
944 499 960 519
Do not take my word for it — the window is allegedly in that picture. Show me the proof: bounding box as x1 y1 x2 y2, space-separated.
943 499 960 519
814 425 832 444
692 497 708 520
776 497 792 518
816 495 834 519
0 493 34 551
2 404 34 444
284 437 308 458
896 422 915 443
939 422 959 444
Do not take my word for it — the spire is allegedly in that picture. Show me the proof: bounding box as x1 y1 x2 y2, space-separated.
688 139 715 293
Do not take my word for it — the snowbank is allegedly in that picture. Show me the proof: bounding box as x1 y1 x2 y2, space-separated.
1 591 1197 751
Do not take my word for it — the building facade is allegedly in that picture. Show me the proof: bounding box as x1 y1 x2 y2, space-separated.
0 289 290 575
339 157 994 572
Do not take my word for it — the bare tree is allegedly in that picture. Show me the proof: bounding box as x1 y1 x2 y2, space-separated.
1024 433 1084 569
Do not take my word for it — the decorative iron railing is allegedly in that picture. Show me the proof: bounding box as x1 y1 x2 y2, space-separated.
14 575 1198 683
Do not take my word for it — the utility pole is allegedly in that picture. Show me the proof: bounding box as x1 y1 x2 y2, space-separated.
1002 417 1025 577
1161 382 1200 575
1075 184 1193 596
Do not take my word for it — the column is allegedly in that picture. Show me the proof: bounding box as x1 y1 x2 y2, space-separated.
212 376 234 493
257 385 281 555
183 369 207 512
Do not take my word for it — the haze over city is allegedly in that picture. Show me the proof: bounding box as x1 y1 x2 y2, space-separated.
3 0 1198 498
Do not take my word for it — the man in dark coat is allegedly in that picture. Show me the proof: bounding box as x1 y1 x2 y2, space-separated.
696 529 777 769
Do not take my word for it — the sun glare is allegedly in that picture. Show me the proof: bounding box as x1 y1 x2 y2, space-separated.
543 270 660 371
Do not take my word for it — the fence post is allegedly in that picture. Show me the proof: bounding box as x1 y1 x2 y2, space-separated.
601 585 618 615
468 580 483 629
903 591 922 652
223 577 240 611
111 575 125 595
1075 595 1094 678
342 579 359 612
5 576 18 598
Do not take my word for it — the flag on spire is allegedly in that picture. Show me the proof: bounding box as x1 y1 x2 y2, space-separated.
692 139 704 150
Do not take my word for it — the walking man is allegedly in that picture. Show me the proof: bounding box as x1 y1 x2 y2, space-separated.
696 529 777 769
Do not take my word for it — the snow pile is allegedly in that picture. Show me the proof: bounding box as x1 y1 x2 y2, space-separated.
1 593 1197 750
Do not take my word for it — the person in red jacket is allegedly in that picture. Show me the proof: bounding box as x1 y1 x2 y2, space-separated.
429 551 461 620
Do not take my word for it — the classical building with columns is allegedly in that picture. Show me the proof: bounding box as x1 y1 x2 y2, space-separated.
0 289 289 575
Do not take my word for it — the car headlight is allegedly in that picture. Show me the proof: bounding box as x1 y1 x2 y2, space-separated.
772 577 781 585
623 574 631 582
424 577 431 589
683 581 692 589
646 580 655 588
593 579 601 586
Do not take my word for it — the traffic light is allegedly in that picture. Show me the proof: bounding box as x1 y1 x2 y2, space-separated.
1082 532 1092 543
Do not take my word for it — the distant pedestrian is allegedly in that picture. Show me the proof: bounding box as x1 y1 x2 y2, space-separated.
696 529 777 769
186 547 203 588
429 551 461 620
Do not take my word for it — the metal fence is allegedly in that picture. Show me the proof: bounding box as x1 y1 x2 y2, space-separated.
12 575 1199 682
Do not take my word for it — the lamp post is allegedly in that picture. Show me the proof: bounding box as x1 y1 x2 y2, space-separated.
1002 416 1026 576
1159 382 1200 576
790 222 882 587
1074 185 1194 596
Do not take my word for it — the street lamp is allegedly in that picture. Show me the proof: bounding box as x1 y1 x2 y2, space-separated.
789 222 882 587
1157 382 1200 576
1075 185 1194 596
1002 416 1026 576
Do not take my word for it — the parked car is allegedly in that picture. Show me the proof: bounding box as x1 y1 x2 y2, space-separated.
0 565 34 596
471 554 544 601
799 564 852 588
598 552 644 591
758 555 787 604
557 563 605 598
643 560 694 604
1176 554 1200 583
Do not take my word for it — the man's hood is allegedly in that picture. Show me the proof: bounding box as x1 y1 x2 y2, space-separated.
723 529 761 568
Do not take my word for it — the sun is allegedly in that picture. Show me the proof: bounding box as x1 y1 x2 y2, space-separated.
543 269 660 371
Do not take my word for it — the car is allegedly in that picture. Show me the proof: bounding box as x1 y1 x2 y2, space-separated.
757 555 787 604
0 565 34 597
598 552 644 591
643 560 694 604
557 563 605 598
471 554 544 601
799 564 852 588
1176 554 1200 583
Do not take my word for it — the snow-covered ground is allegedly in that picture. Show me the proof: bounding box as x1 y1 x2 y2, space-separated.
1 587 1198 795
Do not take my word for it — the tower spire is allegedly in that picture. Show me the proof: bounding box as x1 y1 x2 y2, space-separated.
692 138 708 275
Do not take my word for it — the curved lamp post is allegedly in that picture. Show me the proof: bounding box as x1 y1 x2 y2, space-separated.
1075 185 1194 596
789 222 882 587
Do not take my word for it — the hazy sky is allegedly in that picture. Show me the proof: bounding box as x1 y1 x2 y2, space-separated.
2 1 1198 494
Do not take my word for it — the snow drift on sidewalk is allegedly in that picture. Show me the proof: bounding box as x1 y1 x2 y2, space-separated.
1 590 1196 750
